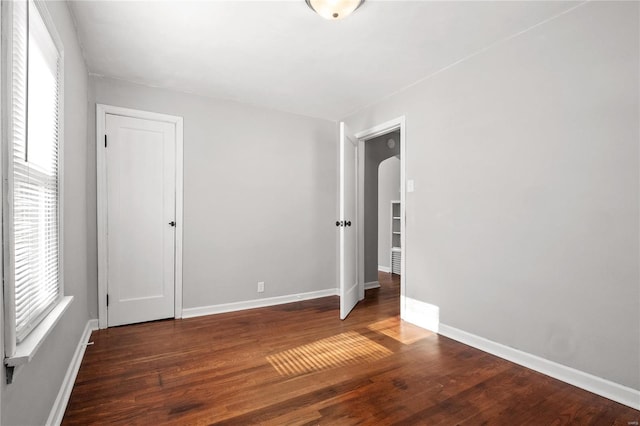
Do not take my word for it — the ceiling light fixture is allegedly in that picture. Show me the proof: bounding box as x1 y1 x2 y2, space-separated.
305 0 365 20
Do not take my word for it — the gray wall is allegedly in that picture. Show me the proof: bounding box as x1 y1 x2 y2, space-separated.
378 156 400 270
363 132 400 283
344 1 640 390
89 76 337 313
1 2 91 425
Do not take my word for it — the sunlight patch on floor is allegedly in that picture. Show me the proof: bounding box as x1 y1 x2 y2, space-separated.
266 331 393 377
368 317 433 345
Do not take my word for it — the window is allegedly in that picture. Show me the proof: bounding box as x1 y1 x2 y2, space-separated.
3 0 66 364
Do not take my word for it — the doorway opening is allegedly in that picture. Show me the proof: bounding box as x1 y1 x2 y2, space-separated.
380 155 402 277
355 116 406 318
362 131 401 300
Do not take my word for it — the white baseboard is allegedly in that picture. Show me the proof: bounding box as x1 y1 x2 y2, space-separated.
399 298 639 410
364 281 380 290
47 319 99 426
182 288 338 319
438 323 640 411
402 296 440 333
378 265 391 273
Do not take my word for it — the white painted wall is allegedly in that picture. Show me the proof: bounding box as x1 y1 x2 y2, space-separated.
378 157 400 270
1 2 91 425
344 1 639 390
88 77 337 313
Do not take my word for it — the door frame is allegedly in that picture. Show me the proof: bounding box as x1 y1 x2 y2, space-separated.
354 116 406 318
96 104 184 329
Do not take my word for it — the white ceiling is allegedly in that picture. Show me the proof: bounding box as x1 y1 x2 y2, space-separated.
69 1 580 120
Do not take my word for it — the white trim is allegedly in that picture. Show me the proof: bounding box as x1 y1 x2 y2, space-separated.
96 105 106 329
182 289 338 319
1 0 14 366
0 0 3 417
356 131 365 301
5 296 73 368
46 319 99 426
353 116 406 318
400 297 640 410
174 119 184 319
377 265 391 273
399 119 406 318
438 323 640 411
96 104 184 329
354 117 403 141
402 296 440 333
364 281 380 290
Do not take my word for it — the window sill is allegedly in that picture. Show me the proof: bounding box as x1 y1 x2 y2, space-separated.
5 296 74 369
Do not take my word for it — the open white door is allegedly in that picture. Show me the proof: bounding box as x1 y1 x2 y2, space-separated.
339 122 358 320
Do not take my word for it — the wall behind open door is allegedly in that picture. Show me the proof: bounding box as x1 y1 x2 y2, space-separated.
89 76 338 319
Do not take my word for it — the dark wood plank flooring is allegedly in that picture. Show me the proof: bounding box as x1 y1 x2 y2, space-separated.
63 273 639 425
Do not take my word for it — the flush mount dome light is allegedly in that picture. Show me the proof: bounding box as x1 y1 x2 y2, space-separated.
305 0 365 20
387 138 396 149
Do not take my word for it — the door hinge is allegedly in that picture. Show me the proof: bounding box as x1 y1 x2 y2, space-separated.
104 134 107 148
106 293 109 307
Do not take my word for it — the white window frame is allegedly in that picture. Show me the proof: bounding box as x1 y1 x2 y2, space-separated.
2 0 72 381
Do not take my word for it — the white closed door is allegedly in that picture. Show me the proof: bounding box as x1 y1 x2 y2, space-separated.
339 122 358 320
105 114 176 327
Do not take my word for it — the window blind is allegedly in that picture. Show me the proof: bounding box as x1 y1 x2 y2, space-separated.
7 0 61 346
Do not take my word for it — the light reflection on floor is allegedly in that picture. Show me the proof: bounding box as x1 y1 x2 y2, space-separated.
266 331 393 377
367 316 434 345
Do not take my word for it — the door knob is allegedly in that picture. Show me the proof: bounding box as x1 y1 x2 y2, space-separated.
345 221 351 227
169 221 176 227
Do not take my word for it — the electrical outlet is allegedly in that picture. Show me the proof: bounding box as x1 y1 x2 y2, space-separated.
257 281 265 293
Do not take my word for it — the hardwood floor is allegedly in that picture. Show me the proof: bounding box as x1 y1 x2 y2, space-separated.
63 273 639 425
